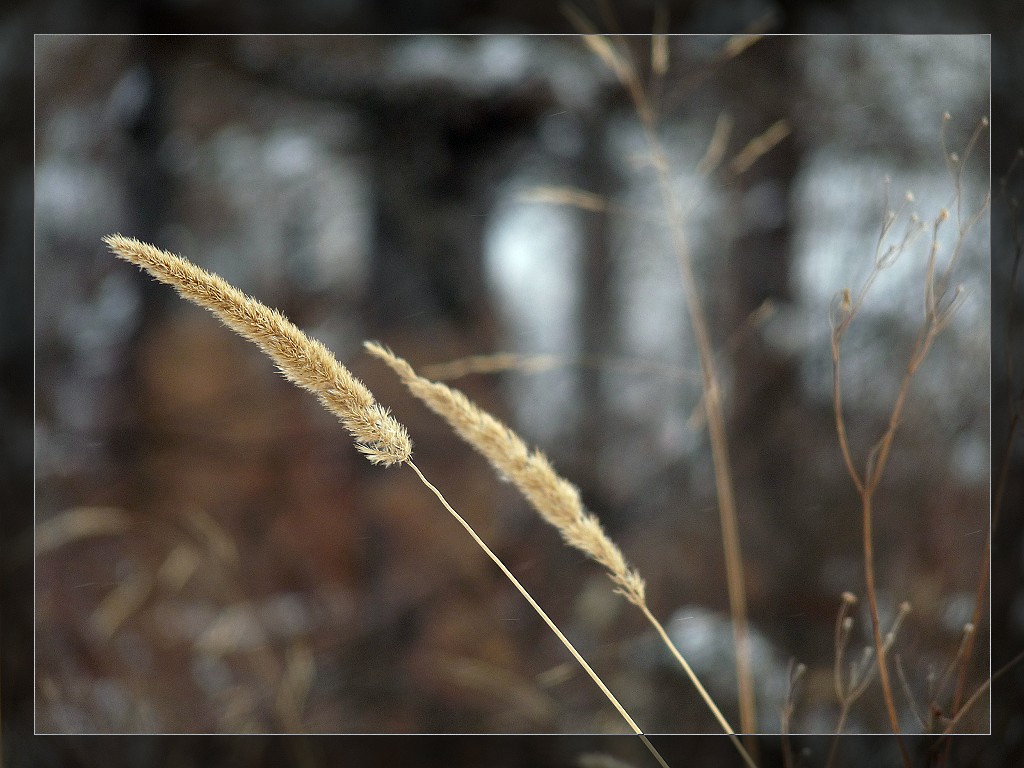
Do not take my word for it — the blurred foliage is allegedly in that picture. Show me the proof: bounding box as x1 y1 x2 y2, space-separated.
4 1 1023 767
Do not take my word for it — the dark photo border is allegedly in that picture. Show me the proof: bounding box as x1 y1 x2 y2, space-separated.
3 2 1020 766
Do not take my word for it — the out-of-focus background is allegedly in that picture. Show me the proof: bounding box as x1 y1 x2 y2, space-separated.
3 1 1022 767
32 33 989 736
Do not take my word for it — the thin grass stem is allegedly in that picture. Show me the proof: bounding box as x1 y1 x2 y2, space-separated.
407 464 643 736
635 602 757 768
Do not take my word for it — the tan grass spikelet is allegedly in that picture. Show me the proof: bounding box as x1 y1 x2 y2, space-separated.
103 234 411 466
364 341 646 606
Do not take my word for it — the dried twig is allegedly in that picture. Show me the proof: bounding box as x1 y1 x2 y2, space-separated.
829 116 989 766
567 23 760 737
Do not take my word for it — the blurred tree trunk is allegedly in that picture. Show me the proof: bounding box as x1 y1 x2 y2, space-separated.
106 37 179 470
718 38 808 630
115 37 176 317
362 87 551 355
571 115 619 519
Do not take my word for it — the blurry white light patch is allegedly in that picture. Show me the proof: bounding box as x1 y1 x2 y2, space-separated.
485 190 582 442
389 36 456 81
475 36 531 87
942 591 978 633
485 193 581 354
389 36 532 92
951 432 988 485
666 604 784 713
36 162 119 231
264 130 317 178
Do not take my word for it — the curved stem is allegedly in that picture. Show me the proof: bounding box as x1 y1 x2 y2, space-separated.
862 494 912 767
824 706 850 768
636 602 758 768
406 461 670 768
637 95 757 740
832 345 864 494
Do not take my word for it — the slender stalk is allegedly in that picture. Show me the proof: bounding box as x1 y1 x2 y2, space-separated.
636 603 757 768
567 28 757 738
638 93 758 743
861 493 911 766
825 600 910 768
851 288 937 768
937 156 1022 768
407 461 669 768
828 137 987 760
833 306 924 768
780 660 805 768
567 28 758 735
406 463 641 732
940 648 1024 735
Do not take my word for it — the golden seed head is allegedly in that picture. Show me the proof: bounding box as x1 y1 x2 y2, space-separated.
366 340 645 604
103 234 412 467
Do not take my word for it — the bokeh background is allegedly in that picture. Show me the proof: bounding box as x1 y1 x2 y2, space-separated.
32 33 991 738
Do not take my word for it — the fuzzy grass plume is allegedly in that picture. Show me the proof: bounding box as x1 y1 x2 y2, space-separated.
103 234 411 466
365 340 646 606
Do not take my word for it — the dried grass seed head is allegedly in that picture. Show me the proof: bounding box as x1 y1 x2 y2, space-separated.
365 341 646 605
103 234 412 466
